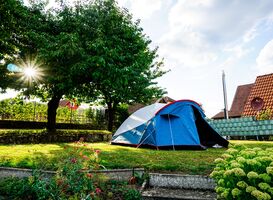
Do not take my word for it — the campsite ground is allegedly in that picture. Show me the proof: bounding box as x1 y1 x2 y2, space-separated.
1 140 273 175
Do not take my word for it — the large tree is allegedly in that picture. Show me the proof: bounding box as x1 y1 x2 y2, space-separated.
83 0 167 131
1 0 96 132
1 0 167 132
24 3 97 132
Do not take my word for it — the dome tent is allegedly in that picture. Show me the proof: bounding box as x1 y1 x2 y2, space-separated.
111 100 229 150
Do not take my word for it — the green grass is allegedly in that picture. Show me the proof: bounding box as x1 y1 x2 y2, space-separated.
0 140 272 175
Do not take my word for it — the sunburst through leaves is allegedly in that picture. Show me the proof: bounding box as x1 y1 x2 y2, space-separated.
17 56 45 86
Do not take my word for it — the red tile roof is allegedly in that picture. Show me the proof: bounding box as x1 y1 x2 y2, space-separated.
242 73 273 116
212 83 253 119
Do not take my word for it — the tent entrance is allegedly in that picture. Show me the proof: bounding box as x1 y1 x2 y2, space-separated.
193 107 229 148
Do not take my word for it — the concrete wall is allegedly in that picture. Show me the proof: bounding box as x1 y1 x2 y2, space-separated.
149 173 216 190
0 167 144 182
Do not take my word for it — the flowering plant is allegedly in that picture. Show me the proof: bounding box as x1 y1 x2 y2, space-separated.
210 145 273 200
0 138 142 199
53 137 105 199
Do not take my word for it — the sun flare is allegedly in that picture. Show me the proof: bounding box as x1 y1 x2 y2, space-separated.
18 56 45 86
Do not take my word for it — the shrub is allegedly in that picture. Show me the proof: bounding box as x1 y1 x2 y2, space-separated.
211 145 273 200
256 109 273 120
0 129 112 144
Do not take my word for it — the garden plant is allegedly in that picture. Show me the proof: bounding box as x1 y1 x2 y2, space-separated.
211 144 273 200
0 138 142 200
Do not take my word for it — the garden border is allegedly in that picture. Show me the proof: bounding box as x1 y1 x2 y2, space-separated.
0 167 144 181
0 167 216 190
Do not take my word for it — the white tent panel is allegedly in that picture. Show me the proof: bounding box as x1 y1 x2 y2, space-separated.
115 103 166 136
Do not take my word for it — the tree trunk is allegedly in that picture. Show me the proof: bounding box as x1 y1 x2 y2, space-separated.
47 95 61 133
107 102 116 132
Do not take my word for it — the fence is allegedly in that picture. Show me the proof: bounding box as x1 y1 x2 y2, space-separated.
208 117 273 137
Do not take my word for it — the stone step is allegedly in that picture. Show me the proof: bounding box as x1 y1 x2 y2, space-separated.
142 187 217 200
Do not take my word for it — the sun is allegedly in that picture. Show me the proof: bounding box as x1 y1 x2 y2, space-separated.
24 67 37 78
18 56 45 86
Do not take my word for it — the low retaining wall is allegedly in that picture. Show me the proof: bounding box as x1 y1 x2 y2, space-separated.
148 173 216 190
0 167 144 181
0 167 216 190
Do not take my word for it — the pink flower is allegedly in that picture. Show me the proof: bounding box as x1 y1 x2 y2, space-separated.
86 173 93 178
95 187 102 194
95 150 101 154
82 155 89 160
70 158 77 163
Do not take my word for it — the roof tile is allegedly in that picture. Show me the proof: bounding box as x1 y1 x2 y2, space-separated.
242 73 273 116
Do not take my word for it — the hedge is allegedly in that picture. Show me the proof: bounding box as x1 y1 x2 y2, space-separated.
0 129 112 144
0 120 105 130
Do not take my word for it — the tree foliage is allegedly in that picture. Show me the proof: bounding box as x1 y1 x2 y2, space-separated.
0 0 167 132
82 0 167 130
0 0 30 91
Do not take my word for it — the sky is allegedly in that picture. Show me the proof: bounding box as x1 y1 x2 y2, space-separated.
1 0 273 117
117 0 273 117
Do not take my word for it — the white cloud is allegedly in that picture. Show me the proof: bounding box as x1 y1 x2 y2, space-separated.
256 40 273 73
169 0 273 43
224 44 253 59
117 0 163 19
159 29 217 68
158 0 273 68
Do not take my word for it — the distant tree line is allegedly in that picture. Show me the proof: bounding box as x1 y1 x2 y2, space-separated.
0 97 129 129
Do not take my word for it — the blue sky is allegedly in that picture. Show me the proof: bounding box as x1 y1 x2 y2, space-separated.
2 0 273 117
117 0 273 117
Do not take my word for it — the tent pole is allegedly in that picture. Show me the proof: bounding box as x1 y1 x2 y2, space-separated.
136 129 155 148
136 120 154 147
168 114 175 151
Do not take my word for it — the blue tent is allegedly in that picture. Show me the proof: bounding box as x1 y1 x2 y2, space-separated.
111 100 228 149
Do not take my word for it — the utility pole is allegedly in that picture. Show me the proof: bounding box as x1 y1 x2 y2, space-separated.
222 71 229 119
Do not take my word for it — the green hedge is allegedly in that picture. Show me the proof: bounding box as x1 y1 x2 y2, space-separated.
0 129 112 144
0 120 104 130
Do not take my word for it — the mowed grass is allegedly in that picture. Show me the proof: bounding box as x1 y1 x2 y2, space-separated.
0 140 272 175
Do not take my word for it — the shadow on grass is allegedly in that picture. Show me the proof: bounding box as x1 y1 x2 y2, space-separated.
0 142 226 175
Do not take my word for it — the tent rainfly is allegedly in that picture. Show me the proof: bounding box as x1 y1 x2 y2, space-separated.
111 100 229 150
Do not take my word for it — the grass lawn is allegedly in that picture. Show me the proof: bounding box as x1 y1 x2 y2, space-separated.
0 140 273 175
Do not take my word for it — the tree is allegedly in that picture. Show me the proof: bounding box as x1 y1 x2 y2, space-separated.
1 0 167 133
19 2 99 132
1 0 101 132
83 0 167 131
0 0 30 91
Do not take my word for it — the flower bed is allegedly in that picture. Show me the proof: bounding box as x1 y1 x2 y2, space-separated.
210 144 273 200
0 138 142 200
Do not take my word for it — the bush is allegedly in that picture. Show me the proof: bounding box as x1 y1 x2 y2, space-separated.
210 145 273 200
0 139 142 200
0 129 112 144
256 109 273 120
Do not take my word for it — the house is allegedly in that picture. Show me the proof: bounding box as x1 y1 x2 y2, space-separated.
212 73 273 119
242 73 273 117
